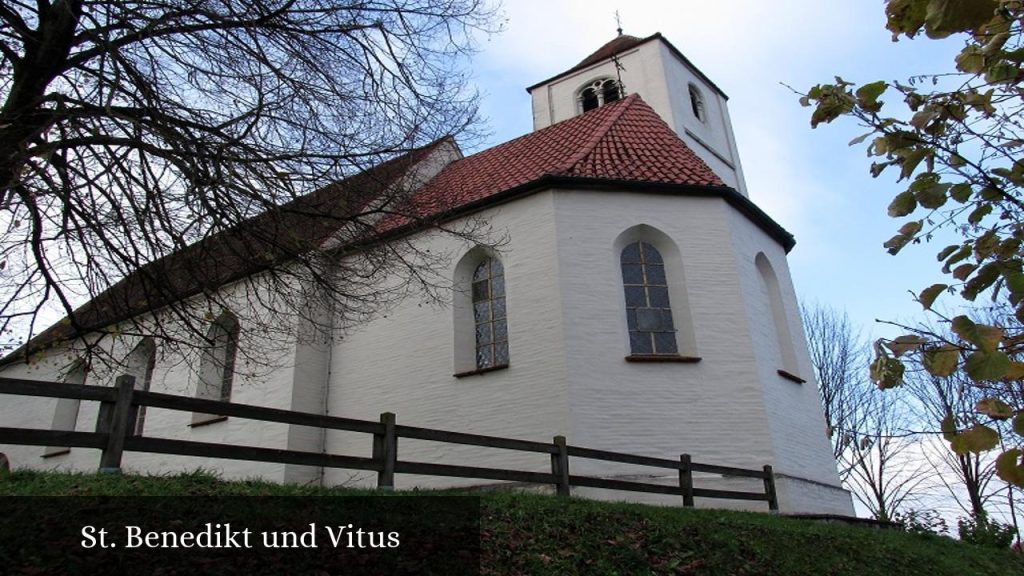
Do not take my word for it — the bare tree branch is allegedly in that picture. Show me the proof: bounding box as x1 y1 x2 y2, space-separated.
0 0 501 369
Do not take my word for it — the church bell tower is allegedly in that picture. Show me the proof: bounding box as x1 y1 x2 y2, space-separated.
526 33 748 196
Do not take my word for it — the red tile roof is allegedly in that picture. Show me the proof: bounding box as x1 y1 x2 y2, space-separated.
377 94 724 230
571 35 646 73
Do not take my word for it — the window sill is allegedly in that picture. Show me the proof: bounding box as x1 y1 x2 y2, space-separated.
189 415 228 428
454 364 509 378
777 369 806 384
41 447 70 459
625 355 702 363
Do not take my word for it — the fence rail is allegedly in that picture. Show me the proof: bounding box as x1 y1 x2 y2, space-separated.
0 377 778 510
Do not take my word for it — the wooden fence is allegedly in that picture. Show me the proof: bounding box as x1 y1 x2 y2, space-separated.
0 376 778 510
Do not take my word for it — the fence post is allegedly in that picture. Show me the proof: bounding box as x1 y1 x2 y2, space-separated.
763 464 779 512
373 412 397 490
550 435 570 497
679 454 694 507
98 376 136 474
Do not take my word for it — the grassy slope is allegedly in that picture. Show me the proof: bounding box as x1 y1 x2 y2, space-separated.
1 470 1022 575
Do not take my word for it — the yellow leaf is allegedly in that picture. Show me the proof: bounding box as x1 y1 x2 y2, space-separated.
941 413 957 442
973 324 1004 353
964 350 1011 381
888 191 917 217
918 284 947 309
995 449 1024 488
951 315 977 341
950 424 999 454
976 398 1014 420
923 344 959 377
886 0 928 38
924 0 998 39
1004 362 1024 380
884 335 928 357
956 45 987 73
871 355 905 389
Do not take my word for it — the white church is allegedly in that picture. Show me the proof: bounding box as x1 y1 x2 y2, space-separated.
0 32 853 514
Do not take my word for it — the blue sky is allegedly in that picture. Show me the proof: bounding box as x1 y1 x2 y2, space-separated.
466 0 969 341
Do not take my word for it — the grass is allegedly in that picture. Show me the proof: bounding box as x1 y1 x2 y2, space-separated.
2 469 1023 575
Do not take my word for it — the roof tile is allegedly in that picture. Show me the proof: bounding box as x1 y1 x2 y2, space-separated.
570 35 647 74
379 95 724 230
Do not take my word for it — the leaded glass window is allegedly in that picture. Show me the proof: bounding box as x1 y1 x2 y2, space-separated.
472 258 508 369
621 242 678 355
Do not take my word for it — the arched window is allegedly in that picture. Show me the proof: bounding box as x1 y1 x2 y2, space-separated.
453 249 511 376
688 83 706 122
580 86 600 112
578 78 623 113
124 338 156 435
621 241 678 355
472 258 509 370
192 312 239 425
43 362 87 457
602 80 622 105
755 253 799 378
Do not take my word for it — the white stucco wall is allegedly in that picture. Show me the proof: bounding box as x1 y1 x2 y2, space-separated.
0 278 305 482
0 183 849 514
321 190 571 489
552 190 773 476
729 213 842 478
656 43 748 197
548 189 848 513
312 185 849 513
530 43 665 131
282 301 333 485
725 208 852 514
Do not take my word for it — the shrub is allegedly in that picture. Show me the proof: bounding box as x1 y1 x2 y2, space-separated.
958 513 1015 549
895 509 948 537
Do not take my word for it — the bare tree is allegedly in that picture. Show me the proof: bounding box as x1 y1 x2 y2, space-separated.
802 302 931 520
0 1 499 364
905 368 999 519
840 386 931 522
899 307 1024 541
801 302 866 462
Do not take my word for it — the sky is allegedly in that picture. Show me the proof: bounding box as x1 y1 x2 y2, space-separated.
466 0 968 342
